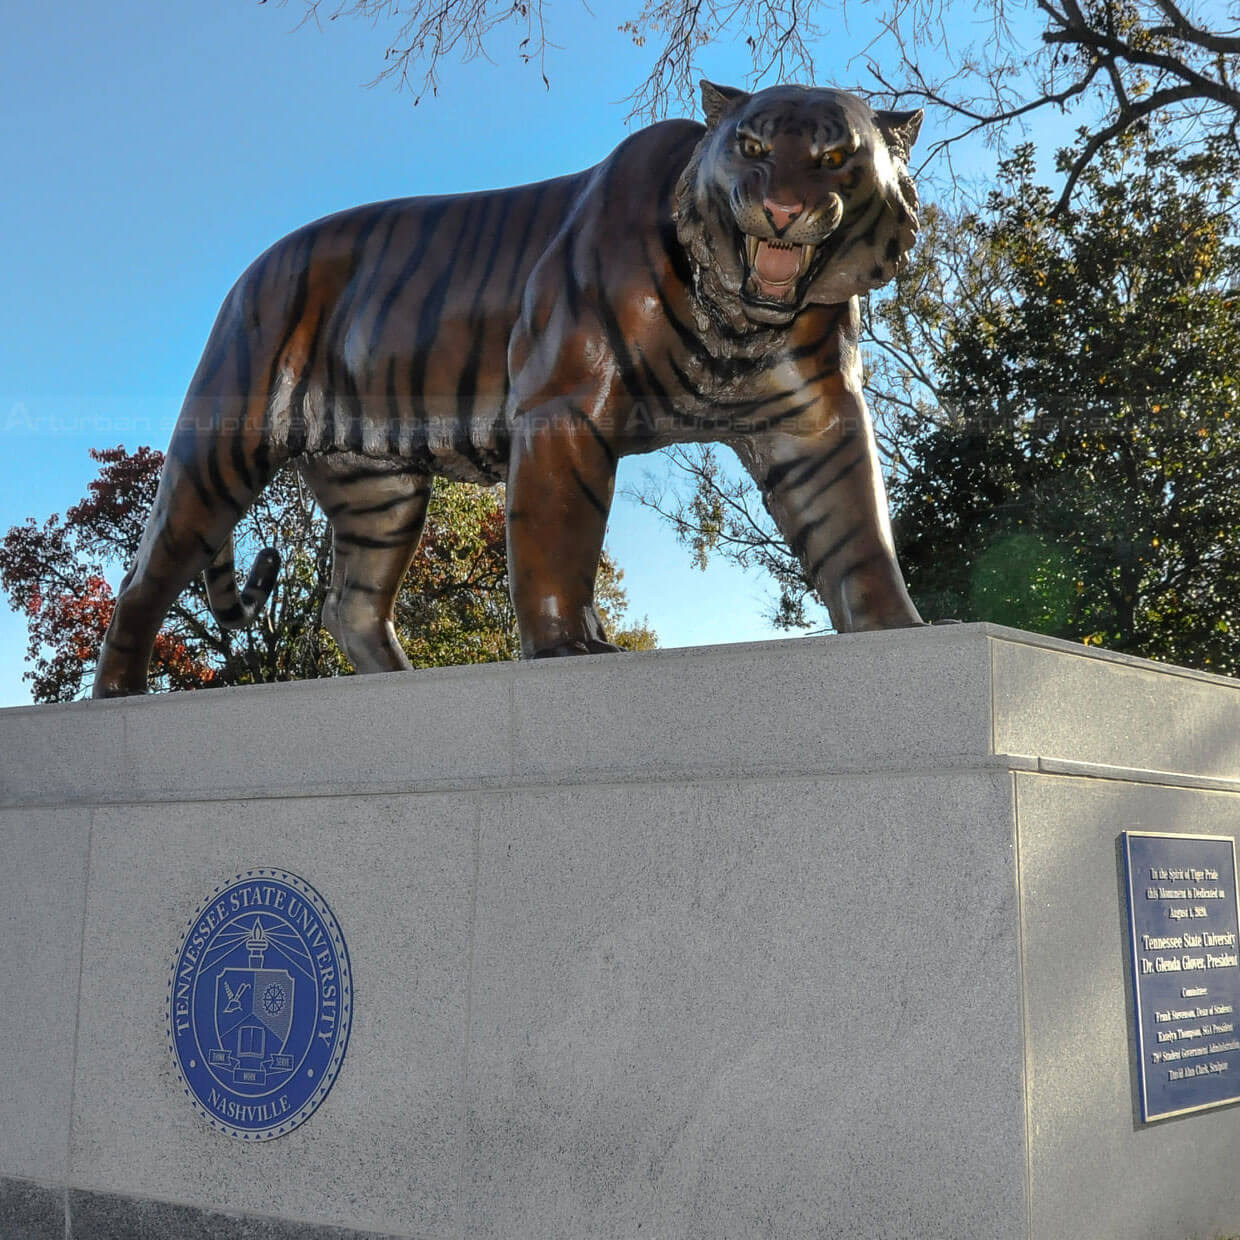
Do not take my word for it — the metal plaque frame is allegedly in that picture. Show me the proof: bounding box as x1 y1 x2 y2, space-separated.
1122 831 1240 1122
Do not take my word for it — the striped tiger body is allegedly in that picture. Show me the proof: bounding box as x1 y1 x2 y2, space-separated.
92 81 925 697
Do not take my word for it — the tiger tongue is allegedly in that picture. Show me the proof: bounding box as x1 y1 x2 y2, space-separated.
753 241 802 290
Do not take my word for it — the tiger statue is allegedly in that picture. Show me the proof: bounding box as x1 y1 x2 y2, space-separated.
92 80 925 697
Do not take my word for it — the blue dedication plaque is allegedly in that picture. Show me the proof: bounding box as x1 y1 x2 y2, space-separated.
1123 832 1240 1121
166 868 353 1140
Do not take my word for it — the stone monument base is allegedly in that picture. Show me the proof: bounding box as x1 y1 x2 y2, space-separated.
5 623 1240 1239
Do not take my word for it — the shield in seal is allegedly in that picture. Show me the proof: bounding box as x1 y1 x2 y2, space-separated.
166 869 352 1140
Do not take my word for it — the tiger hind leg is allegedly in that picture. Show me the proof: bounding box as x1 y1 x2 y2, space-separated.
299 460 432 674
93 449 277 697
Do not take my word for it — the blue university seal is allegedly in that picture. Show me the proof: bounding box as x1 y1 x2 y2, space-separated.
166 869 353 1140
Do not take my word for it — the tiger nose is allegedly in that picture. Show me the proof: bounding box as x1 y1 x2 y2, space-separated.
763 198 805 233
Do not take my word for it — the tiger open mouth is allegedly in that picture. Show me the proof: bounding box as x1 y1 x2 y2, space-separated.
742 235 817 304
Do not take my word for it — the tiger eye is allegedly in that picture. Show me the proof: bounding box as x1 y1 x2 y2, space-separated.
821 147 848 169
739 135 766 159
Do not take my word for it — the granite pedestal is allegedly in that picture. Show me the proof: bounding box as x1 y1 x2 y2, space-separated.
4 624 1240 1239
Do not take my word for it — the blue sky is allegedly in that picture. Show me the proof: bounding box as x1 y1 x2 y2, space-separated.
0 1 1061 705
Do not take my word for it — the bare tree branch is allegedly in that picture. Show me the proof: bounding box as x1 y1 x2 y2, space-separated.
271 0 554 104
1054 81 1206 210
1148 0 1240 54
282 0 1240 206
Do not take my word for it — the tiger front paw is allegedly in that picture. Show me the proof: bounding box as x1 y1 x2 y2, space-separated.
530 639 624 658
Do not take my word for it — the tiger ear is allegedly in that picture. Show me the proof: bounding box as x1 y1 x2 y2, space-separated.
875 109 924 162
700 80 748 128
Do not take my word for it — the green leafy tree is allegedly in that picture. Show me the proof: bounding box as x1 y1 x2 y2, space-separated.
893 137 1240 672
1 447 654 702
638 134 1240 674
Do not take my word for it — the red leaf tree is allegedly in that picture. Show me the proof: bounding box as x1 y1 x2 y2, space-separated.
2 446 655 702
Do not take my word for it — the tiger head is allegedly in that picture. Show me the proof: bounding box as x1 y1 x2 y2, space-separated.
675 82 922 330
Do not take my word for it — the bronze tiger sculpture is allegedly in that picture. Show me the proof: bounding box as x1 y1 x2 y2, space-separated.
92 81 925 697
